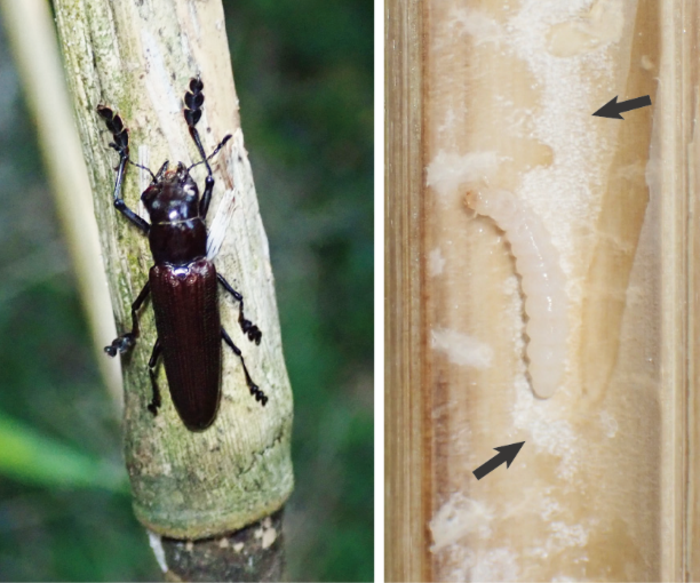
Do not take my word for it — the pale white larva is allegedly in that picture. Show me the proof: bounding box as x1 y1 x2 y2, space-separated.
465 189 568 399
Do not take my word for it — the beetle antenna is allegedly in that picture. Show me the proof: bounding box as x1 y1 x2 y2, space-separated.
187 134 232 173
127 159 156 182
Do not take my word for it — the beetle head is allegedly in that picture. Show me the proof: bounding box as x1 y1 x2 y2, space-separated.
141 162 200 224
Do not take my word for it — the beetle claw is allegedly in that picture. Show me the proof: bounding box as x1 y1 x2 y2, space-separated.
104 333 136 357
250 382 268 406
239 317 262 345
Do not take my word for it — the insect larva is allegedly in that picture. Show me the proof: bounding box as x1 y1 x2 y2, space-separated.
465 189 567 399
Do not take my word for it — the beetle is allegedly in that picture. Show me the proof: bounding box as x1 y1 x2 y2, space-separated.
97 77 267 431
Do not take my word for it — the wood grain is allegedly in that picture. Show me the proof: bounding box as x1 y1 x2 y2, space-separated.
385 0 427 580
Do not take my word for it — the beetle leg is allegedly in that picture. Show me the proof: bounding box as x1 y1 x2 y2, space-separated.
97 105 150 233
147 339 162 416
217 273 262 344
183 78 231 219
221 327 268 406
105 282 151 356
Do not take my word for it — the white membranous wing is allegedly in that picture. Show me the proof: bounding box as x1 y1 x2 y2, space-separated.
206 129 248 260
465 189 568 399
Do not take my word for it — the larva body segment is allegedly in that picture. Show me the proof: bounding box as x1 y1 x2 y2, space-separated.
466 189 567 399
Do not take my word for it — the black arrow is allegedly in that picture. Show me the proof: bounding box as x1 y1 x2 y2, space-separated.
592 95 652 119
472 441 525 480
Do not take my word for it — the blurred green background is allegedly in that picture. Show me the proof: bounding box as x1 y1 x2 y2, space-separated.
0 0 373 581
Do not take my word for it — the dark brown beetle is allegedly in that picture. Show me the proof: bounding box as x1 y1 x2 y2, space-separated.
98 78 267 431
